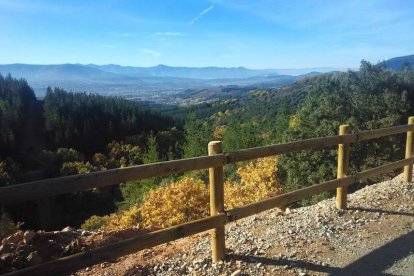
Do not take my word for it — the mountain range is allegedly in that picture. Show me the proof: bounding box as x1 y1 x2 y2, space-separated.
85 64 343 78
0 55 412 102
0 63 340 82
0 63 325 100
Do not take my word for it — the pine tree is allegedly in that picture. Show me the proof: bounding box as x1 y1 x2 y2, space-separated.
183 113 211 158
143 133 158 164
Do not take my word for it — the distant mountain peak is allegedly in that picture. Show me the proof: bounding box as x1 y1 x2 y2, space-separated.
155 64 169 68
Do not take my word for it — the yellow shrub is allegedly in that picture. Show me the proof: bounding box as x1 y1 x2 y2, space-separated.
104 205 141 231
224 157 284 209
140 177 209 229
289 115 299 129
81 157 283 231
81 206 140 231
213 125 226 139
60 161 97 176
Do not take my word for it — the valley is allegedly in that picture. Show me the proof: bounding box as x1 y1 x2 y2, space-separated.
0 63 327 104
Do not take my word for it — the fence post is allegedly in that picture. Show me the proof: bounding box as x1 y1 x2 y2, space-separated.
208 141 225 262
336 124 351 209
404 116 414 182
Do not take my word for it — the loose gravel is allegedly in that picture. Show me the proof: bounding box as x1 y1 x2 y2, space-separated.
104 174 414 276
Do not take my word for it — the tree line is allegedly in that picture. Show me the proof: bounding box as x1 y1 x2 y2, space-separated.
0 75 182 229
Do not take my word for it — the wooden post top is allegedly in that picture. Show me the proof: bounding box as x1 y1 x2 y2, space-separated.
339 124 350 133
208 141 223 154
208 141 222 146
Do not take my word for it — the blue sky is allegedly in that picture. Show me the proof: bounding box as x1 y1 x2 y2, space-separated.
1 0 414 69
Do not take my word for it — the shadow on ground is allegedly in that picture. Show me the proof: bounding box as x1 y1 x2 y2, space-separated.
347 207 414 217
228 226 414 275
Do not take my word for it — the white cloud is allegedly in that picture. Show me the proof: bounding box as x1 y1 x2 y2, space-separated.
153 32 183 36
189 5 214 25
139 48 161 57
199 5 214 16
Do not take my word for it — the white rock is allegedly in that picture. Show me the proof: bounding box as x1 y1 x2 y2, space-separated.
231 269 242 276
26 251 42 265
23 230 36 244
61 226 73 232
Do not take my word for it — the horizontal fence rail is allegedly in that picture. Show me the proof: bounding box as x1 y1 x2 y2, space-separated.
2 118 414 276
227 156 414 221
1 123 414 205
0 155 226 205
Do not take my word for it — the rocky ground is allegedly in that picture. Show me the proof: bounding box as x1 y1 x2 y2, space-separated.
0 226 151 274
1 173 414 275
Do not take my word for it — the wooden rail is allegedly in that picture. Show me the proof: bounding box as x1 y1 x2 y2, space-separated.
227 156 414 221
0 155 226 205
2 124 414 205
2 117 414 275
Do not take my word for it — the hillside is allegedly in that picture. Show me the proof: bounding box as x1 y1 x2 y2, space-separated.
383 55 414 71
1 172 413 275
152 75 313 124
0 76 181 230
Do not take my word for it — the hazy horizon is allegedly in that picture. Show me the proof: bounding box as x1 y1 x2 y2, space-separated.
0 62 352 71
1 0 414 69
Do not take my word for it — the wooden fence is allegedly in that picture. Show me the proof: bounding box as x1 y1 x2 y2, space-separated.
2 117 414 275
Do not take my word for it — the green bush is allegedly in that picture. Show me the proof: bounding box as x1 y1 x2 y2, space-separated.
279 61 414 205
80 215 109 231
0 210 19 239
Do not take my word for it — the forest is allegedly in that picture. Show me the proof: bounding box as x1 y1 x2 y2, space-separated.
2 61 414 237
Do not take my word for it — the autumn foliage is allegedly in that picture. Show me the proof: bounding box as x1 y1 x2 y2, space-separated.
82 157 283 231
140 177 210 229
81 206 141 231
224 157 284 209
